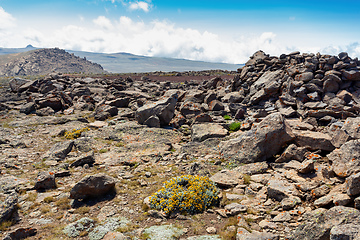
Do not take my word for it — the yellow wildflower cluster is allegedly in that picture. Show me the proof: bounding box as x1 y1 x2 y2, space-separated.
64 127 90 139
149 175 219 215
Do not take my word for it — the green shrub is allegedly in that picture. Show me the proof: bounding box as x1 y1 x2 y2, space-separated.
149 175 219 215
64 127 90 139
229 122 241 132
223 115 231 120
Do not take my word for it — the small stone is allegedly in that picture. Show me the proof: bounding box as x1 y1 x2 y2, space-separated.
206 226 217 234
297 159 314 174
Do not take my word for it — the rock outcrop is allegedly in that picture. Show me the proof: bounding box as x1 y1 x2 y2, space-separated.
0 48 105 76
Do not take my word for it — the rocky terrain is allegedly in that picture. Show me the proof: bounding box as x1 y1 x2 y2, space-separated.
0 48 105 77
1 50 360 240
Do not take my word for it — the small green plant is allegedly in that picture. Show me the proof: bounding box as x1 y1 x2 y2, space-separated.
223 115 231 120
64 127 90 139
229 122 241 132
149 175 219 215
99 149 108 154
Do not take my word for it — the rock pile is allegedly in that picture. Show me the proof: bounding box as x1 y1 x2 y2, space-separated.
0 48 105 77
1 50 360 239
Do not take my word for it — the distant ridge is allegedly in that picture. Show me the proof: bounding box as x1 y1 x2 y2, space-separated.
0 46 243 73
0 48 105 77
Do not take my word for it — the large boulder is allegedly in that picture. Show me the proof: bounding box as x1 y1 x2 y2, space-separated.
327 139 360 178
70 174 116 200
191 123 228 142
219 113 294 163
136 90 178 126
288 206 360 240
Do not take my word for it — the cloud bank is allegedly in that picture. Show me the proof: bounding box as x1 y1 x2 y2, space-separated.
0 6 16 29
0 9 359 64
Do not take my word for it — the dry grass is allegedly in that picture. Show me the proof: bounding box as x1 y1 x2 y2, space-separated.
55 197 71 210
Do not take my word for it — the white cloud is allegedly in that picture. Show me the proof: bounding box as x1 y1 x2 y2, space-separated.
128 1 150 12
0 7 16 30
1 12 359 64
93 16 113 30
105 0 152 12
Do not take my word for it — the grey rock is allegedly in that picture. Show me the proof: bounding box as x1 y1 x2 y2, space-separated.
328 140 360 178
74 137 94 152
9 77 30 92
343 70 360 81
44 140 74 160
237 230 279 240
70 151 95 167
94 104 118 121
34 171 56 190
293 130 334 151
281 196 301 210
210 170 242 188
219 113 294 163
0 192 18 224
275 143 308 163
143 115 161 128
2 227 37 240
342 117 360 139
355 196 360 210
297 159 314 174
330 224 360 240
288 206 360 240
89 217 130 240
191 123 228 142
346 172 360 196
249 70 283 104
36 106 55 116
233 162 269 175
70 174 116 199
333 194 352 206
20 102 36 114
63 217 95 238
179 101 202 118
136 90 178 126
273 211 292 222
142 224 184 240
295 72 314 82
106 97 130 108
208 100 225 111
267 178 298 201
224 202 247 215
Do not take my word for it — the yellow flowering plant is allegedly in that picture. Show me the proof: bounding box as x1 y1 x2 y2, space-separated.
149 175 219 215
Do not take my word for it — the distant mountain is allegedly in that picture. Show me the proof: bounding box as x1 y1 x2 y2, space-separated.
0 48 105 77
0 46 243 74
68 50 243 73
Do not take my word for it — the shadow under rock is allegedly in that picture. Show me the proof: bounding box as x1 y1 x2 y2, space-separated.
71 188 117 208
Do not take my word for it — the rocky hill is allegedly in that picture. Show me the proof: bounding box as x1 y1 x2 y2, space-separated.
1 50 360 239
0 48 105 77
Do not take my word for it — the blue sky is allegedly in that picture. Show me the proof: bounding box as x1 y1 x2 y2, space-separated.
0 0 359 63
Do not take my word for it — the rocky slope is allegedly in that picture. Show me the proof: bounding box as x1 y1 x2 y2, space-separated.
0 48 105 77
1 50 360 239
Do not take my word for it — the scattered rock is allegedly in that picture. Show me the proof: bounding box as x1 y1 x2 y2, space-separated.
70 174 116 199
